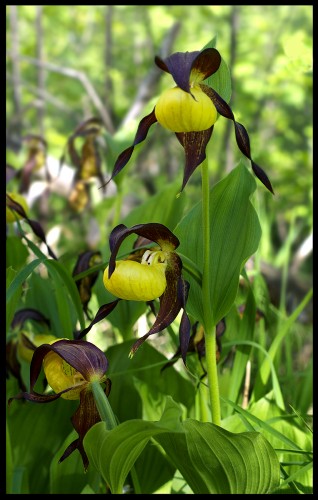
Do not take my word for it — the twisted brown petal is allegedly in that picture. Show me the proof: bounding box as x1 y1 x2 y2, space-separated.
11 308 50 330
59 386 111 470
202 85 274 194
74 300 120 339
102 109 157 189
6 194 58 260
129 254 190 360
72 251 102 319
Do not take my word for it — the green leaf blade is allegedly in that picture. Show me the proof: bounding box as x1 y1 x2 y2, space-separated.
175 162 261 326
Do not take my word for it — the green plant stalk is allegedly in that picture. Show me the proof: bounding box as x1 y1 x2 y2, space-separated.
201 159 221 426
91 381 117 430
198 383 210 423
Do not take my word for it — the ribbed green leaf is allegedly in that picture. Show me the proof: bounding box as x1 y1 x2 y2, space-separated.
84 394 280 494
156 420 280 493
45 260 86 331
83 397 183 494
180 420 280 493
6 259 42 305
222 393 313 491
174 162 261 327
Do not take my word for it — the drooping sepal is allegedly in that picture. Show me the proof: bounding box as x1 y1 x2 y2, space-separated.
103 109 157 188
204 86 274 194
74 300 120 340
72 251 103 319
6 194 58 259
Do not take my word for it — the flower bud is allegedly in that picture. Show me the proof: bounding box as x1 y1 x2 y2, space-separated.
155 84 217 133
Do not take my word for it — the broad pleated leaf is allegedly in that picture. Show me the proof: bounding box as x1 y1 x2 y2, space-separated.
84 396 280 494
174 162 261 327
164 419 280 494
83 397 183 494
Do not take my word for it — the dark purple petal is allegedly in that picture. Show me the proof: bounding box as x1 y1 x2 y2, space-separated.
6 194 58 260
72 251 102 319
59 380 111 470
155 51 200 93
204 86 274 194
28 340 108 390
61 117 102 171
74 300 120 339
175 127 214 192
11 308 50 330
101 109 157 189
190 48 221 83
8 387 79 406
108 223 180 277
155 48 221 94
60 389 103 470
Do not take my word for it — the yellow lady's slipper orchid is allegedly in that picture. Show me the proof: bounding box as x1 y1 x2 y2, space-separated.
9 339 111 470
77 223 191 364
103 250 167 301
103 47 273 194
155 84 217 133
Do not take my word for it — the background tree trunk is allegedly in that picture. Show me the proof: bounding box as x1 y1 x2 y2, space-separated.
36 6 45 137
8 5 22 147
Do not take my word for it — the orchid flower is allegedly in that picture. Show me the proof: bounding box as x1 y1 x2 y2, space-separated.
76 223 191 363
103 47 273 194
8 339 111 470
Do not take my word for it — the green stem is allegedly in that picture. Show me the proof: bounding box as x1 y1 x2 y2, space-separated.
198 383 210 422
91 381 141 494
201 159 221 426
91 381 117 430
